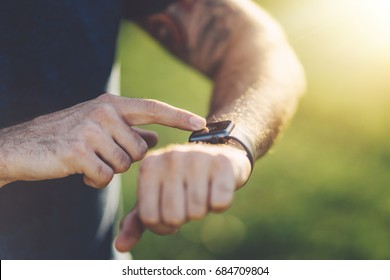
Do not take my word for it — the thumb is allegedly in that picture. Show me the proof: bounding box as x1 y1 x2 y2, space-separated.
115 207 146 252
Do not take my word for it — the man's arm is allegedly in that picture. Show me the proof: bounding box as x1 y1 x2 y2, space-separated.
115 0 305 251
139 0 305 158
0 94 206 188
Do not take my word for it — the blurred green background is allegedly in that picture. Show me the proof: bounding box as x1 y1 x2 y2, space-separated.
117 0 390 259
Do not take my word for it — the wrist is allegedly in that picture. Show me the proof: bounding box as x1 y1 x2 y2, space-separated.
223 140 252 172
225 132 255 172
225 138 252 164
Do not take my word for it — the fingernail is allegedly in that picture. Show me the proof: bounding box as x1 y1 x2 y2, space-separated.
189 116 206 129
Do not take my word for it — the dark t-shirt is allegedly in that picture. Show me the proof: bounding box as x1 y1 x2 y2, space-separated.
0 0 174 259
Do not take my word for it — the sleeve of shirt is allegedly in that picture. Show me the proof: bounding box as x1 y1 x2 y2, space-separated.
122 0 176 19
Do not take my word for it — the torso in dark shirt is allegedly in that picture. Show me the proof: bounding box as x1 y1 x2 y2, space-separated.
0 0 174 259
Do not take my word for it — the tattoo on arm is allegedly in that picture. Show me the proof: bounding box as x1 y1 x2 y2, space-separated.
139 0 240 77
140 13 187 59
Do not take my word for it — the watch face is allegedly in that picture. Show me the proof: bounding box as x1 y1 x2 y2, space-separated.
189 120 235 143
205 120 233 132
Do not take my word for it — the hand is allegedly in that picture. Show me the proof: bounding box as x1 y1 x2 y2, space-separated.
115 143 251 252
0 93 206 188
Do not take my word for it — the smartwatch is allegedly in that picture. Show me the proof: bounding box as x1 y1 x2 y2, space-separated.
189 120 255 170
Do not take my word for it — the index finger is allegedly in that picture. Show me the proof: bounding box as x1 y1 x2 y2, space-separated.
116 97 206 130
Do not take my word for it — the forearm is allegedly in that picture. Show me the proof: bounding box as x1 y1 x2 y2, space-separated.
0 125 21 187
0 138 11 187
139 0 305 159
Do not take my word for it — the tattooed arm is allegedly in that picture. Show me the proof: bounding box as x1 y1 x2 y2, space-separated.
115 0 305 251
139 0 305 156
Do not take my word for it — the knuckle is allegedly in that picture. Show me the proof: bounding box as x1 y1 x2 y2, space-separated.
187 187 208 220
151 227 179 236
144 99 162 117
83 176 95 188
82 120 101 138
210 186 234 212
139 156 157 175
174 108 185 123
130 137 148 162
165 151 183 169
97 92 113 102
113 149 131 173
162 215 185 227
216 180 235 194
191 190 207 207
191 154 210 171
92 103 116 121
188 205 207 220
214 154 234 174
211 200 232 212
135 138 148 161
139 213 159 227
68 140 89 158
95 164 114 187
214 153 231 166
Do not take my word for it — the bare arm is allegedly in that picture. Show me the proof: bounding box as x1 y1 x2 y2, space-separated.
139 0 305 158
115 0 305 252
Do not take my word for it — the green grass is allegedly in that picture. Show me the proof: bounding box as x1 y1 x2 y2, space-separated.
117 0 390 259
